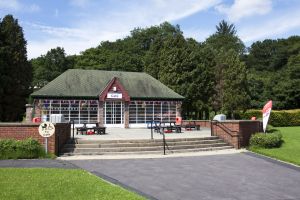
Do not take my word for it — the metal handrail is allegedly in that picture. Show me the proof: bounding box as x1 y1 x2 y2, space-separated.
211 120 240 148
150 120 168 155
159 127 167 155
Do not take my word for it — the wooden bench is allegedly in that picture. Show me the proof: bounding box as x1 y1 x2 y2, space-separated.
182 121 200 131
93 127 106 135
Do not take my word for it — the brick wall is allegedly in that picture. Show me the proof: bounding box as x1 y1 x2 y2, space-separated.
182 120 211 128
0 123 70 155
211 120 262 149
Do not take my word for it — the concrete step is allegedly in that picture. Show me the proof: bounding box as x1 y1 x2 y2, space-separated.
62 142 229 153
73 136 220 144
63 139 225 148
60 146 233 156
60 136 234 156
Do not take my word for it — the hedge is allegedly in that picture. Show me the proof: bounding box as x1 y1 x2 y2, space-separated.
236 109 300 127
249 132 283 148
0 138 46 159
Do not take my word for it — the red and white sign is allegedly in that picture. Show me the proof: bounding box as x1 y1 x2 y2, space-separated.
262 100 272 133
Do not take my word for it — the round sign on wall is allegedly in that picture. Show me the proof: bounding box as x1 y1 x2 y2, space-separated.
38 122 55 137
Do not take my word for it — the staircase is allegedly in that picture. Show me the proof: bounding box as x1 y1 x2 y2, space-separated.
60 136 233 156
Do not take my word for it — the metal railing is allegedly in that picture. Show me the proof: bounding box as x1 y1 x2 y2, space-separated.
150 121 168 155
211 120 240 148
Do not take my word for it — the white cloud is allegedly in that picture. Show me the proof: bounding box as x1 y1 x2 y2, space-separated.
0 0 21 10
239 12 300 43
216 0 272 22
0 0 40 13
26 0 221 58
26 23 128 58
152 0 221 22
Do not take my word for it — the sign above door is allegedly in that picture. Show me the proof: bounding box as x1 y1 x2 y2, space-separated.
107 92 122 99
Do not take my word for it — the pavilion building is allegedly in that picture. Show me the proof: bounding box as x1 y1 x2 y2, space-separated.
30 69 184 128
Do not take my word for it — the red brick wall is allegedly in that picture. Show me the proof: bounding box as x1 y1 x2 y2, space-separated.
211 120 262 149
182 120 211 128
0 123 70 155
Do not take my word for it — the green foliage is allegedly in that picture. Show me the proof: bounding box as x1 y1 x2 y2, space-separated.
250 132 283 148
31 47 74 88
205 20 245 55
236 109 300 127
0 15 32 122
0 138 46 159
246 36 300 110
212 49 250 116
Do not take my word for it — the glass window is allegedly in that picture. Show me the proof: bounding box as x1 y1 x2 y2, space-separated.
39 99 98 124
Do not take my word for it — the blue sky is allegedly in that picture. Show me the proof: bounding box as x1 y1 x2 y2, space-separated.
1 0 300 59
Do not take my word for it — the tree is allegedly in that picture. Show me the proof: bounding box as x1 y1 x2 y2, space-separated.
0 15 32 121
205 20 245 55
32 47 73 88
281 53 300 108
245 36 300 109
210 49 250 117
222 50 250 116
143 22 183 79
216 20 236 35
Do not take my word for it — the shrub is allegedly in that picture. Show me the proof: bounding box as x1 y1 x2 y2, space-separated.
250 132 283 148
0 138 46 159
0 139 18 159
236 109 300 127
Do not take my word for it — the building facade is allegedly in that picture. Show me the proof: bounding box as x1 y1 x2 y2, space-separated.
30 69 184 128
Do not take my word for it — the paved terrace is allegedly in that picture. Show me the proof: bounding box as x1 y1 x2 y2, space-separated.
73 127 212 140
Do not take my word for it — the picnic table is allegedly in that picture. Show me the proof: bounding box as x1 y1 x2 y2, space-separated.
76 123 106 135
158 121 182 133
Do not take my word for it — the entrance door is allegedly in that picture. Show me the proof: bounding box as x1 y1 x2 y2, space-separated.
104 101 124 127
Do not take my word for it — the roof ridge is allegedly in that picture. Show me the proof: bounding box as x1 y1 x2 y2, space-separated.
68 68 147 74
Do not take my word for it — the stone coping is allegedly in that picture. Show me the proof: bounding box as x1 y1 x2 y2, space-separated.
214 120 262 123
0 122 69 127
184 120 262 122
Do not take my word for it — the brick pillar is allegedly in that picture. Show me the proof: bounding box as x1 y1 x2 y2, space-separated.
176 102 182 118
98 101 104 126
124 102 129 128
33 100 42 118
25 104 33 123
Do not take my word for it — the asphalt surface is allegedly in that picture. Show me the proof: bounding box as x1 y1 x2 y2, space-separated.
1 153 300 200
68 153 300 200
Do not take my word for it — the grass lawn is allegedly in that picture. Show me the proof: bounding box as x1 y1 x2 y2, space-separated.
249 126 300 166
0 168 144 200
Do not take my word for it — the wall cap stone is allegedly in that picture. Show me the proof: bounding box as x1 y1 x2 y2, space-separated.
0 123 39 127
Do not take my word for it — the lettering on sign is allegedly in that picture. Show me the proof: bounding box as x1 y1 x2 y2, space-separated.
38 122 55 137
107 92 122 99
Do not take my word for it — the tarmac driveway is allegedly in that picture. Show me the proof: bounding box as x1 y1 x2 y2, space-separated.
69 153 300 200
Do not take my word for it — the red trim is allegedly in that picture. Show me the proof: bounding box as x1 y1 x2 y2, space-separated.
99 77 130 102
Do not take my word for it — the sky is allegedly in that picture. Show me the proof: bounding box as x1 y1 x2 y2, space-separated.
1 0 300 59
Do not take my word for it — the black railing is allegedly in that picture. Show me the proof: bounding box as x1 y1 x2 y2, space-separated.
150 120 168 155
211 120 240 148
